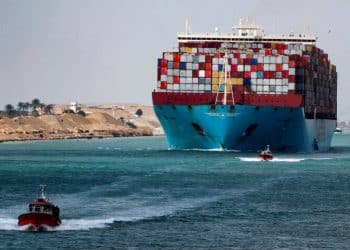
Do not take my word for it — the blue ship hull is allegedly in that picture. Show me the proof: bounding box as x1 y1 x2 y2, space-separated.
154 104 336 152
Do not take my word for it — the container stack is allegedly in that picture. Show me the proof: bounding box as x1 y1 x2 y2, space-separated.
156 42 336 118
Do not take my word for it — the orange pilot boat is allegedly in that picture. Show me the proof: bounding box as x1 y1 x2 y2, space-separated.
18 185 61 231
259 145 273 161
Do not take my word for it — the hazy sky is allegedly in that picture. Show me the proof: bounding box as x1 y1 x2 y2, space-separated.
0 0 349 120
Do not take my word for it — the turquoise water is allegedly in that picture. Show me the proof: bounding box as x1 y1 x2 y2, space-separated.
0 134 350 249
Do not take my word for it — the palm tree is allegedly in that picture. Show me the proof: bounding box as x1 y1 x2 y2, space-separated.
5 104 15 117
23 102 30 115
17 102 24 115
44 104 54 115
31 98 41 115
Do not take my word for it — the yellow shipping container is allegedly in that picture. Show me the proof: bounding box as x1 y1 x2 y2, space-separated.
305 45 314 53
232 78 243 85
271 43 276 49
184 47 192 53
212 77 219 85
212 84 219 92
212 71 219 78
218 71 225 78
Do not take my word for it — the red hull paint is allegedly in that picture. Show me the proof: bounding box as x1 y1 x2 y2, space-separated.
152 90 302 108
259 155 273 161
18 213 61 228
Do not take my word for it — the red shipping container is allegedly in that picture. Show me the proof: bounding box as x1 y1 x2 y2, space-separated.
263 71 270 78
257 64 264 71
173 76 180 84
205 63 211 71
265 49 272 56
282 70 289 78
251 65 257 72
173 53 180 62
199 63 205 70
205 55 212 61
247 54 253 59
192 70 199 78
231 64 237 72
161 60 167 67
173 62 180 69
161 67 167 74
276 64 282 71
244 72 251 78
234 53 240 59
237 58 244 64
288 75 295 83
269 71 276 78
244 58 251 65
277 49 284 54
289 61 296 68
214 53 221 58
205 70 212 78
160 82 167 89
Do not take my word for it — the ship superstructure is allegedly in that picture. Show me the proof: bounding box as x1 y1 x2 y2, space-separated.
152 18 337 151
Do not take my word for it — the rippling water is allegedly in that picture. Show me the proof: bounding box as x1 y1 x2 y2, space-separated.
1 134 350 249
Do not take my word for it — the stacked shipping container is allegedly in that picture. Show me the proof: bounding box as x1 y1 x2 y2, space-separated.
156 42 336 119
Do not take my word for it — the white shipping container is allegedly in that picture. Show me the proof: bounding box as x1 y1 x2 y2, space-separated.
212 64 219 71
212 58 219 65
282 85 288 92
173 84 180 91
186 63 193 70
276 85 282 92
276 56 282 64
276 72 282 79
240 53 247 59
269 85 276 92
191 48 197 54
237 65 244 72
219 58 224 64
257 79 263 84
192 84 199 91
180 84 186 91
251 72 257 79
282 64 289 70
160 75 167 81
263 56 270 63
180 54 187 62
168 76 173 84
263 79 269 85
231 58 238 64
289 68 295 75
282 78 288 84
199 70 205 78
276 79 282 85
270 79 276 85
199 55 205 63
263 85 269 92
205 84 211 91
225 65 231 72
257 85 263 92
288 83 295 90
251 78 257 84
167 83 173 90
167 69 173 76
258 56 264 63
244 65 251 71
180 70 186 77
198 48 204 53
199 84 205 91
186 70 192 77
186 54 193 62
164 53 173 61
251 84 257 92
173 69 179 76
186 76 192 83
180 77 186 84
270 56 276 64
269 64 276 71
192 63 199 70
264 64 269 71
193 78 198 84
185 84 193 91
282 56 289 63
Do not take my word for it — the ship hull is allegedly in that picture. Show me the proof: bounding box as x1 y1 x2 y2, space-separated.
154 104 336 152
18 213 61 231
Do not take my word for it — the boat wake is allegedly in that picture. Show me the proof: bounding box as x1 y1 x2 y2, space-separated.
237 157 305 162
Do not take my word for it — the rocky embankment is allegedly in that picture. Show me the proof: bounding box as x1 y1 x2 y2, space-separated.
0 105 163 142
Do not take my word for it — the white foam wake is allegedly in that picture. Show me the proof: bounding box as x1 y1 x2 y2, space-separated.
237 157 305 162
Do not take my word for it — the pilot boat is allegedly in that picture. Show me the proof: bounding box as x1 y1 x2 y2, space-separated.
259 145 273 161
18 185 61 231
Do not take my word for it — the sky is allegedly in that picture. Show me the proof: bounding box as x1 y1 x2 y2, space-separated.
0 0 349 120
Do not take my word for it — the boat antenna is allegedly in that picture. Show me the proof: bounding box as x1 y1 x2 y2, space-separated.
39 184 47 200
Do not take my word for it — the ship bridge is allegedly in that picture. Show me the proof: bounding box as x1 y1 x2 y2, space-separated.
177 18 316 45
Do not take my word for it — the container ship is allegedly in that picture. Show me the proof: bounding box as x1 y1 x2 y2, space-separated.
152 18 337 152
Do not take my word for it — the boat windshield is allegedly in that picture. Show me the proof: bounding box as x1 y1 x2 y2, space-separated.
28 204 52 213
